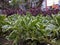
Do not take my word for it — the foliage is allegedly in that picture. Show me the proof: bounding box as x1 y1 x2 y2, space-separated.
0 0 10 9
0 15 8 37
0 13 60 45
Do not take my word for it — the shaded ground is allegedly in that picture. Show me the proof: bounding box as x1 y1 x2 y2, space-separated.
0 37 60 45
0 37 13 45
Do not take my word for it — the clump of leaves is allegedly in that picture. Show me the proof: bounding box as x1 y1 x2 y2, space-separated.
1 13 59 45
0 15 8 37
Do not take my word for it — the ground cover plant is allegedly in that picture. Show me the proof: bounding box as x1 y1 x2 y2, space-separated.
0 13 60 45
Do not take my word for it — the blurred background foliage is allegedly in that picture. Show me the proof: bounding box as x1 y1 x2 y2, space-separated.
0 0 43 9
